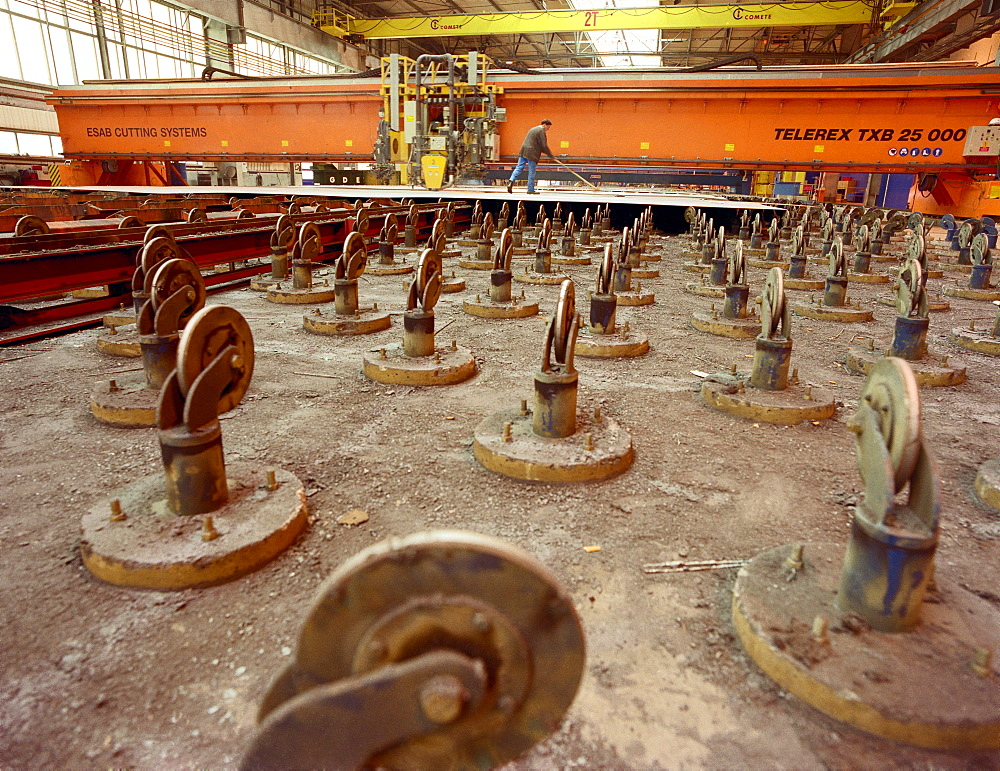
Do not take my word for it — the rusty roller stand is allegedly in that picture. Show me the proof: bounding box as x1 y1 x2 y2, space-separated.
746 216 786 269
848 235 966 387
456 201 484 248
682 207 707 260
638 207 664 260
552 213 590 266
733 358 999 749
877 230 950 311
951 299 1000 355
577 208 594 251
458 212 496 270
397 203 424 254
510 202 532 255
266 222 337 305
431 207 462 258
496 201 510 232
846 224 891 285
82 305 307 590
91 254 208 427
793 236 875 323
783 225 825 291
943 232 1000 302
473 280 633 482
701 268 835 426
250 215 295 291
303 231 391 337
683 213 714 271
512 219 570 287
239 531 585 769
626 214 659 278
96 227 180 354
462 227 540 320
408 220 465 293
611 227 655 306
576 245 649 359
685 225 727 298
367 248 476 386
366 212 413 276
691 241 761 339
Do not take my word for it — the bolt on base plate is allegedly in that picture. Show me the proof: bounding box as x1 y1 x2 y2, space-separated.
303 309 392 336
733 542 1000 750
792 302 874 323
690 310 762 339
684 282 725 298
974 457 1000 512
950 327 1000 356
462 297 540 319
878 294 950 312
366 263 414 276
96 325 141 357
844 347 966 387
616 291 655 306
942 286 1000 302
575 328 650 358
512 271 570 286
701 377 835 425
266 285 338 305
249 276 282 292
363 343 477 386
473 407 633 483
784 277 826 291
81 463 307 590
89 373 159 427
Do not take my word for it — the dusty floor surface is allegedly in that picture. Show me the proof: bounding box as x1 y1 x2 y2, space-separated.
1 215 999 769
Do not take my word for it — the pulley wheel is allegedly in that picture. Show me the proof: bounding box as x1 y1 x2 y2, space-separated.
496 227 514 271
151 258 207 324
760 267 784 338
897 259 923 318
143 225 174 246
906 232 925 264
340 230 368 279
14 215 49 237
176 305 254 413
415 249 442 311
858 357 922 492
260 530 585 769
552 279 576 364
141 235 182 278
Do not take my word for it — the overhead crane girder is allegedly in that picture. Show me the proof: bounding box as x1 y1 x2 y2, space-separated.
312 1 876 40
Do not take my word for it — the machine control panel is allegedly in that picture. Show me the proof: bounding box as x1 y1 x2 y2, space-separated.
963 125 1000 157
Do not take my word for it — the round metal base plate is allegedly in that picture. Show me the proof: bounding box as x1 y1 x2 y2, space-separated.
512 271 570 286
950 328 1000 356
942 286 1000 302
936 262 973 274
877 294 950 312
473 407 633 483
690 310 762 339
682 262 712 274
303 310 392 336
844 347 966 387
89 373 158 427
366 263 413 276
250 276 282 292
96 325 141 357
575 329 649 358
616 291 655 306
784 277 826 292
733 542 1000 750
81 463 307 590
631 267 659 279
551 256 591 266
792 302 874 323
974 457 1000 512
684 282 725 298
746 258 789 270
701 378 835 425
267 285 338 304
363 343 477 386
847 272 892 284
458 258 493 270
103 310 137 329
462 298 540 319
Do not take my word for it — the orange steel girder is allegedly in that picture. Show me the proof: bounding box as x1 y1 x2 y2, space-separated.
49 69 1000 175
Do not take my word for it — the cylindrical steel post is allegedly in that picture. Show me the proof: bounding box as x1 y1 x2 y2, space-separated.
578 230 591 247
820 240 832 258
880 229 893 245
709 257 727 286
477 240 491 261
404 225 417 248
750 233 763 250
970 263 992 290
139 332 180 389
765 242 780 260
853 251 872 273
512 229 523 248
403 310 435 357
469 223 481 241
749 336 793 391
444 219 454 239
870 240 883 256
560 236 575 257
270 246 288 279
837 505 938 632
823 276 848 307
958 247 971 265
788 255 807 279
159 421 228 517
589 293 617 334
723 285 749 319
532 369 578 438
489 270 512 303
613 264 632 294
334 279 359 316
132 290 149 316
378 241 394 265
292 260 312 290
738 226 750 240
534 249 551 274
889 315 929 360
700 244 713 266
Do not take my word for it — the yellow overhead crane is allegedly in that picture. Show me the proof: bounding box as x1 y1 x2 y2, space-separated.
313 1 876 40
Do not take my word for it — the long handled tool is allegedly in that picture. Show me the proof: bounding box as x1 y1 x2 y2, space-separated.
550 157 601 191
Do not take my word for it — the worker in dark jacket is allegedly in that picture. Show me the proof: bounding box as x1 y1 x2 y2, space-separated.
506 119 553 195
